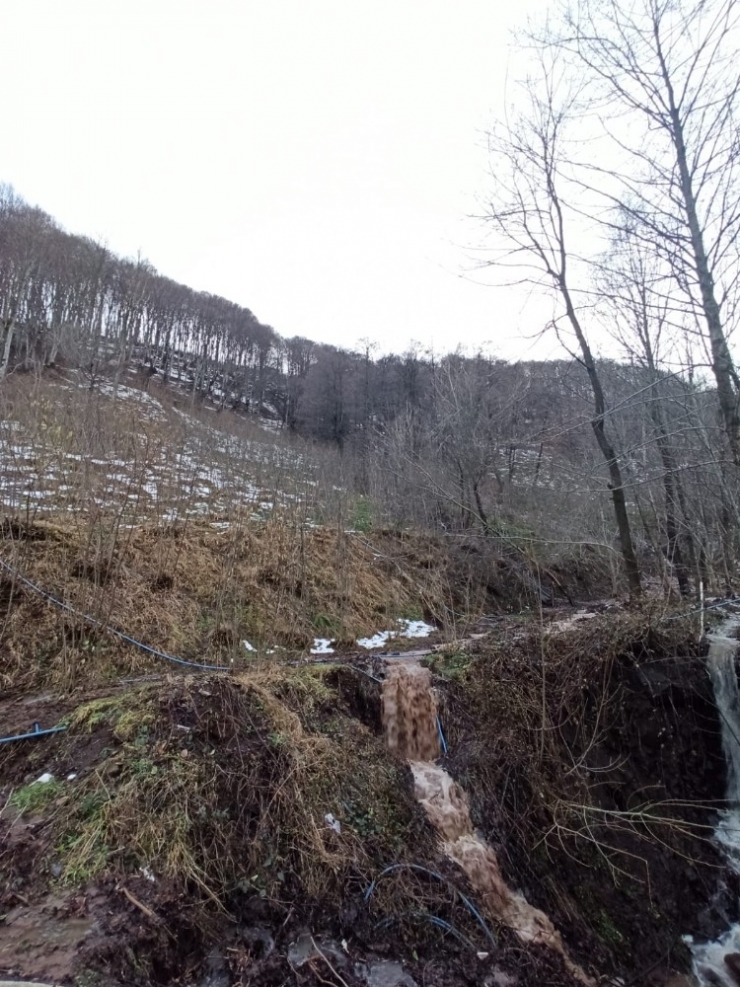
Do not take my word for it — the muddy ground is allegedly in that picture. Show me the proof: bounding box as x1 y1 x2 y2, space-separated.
435 614 735 984
0 528 732 987
1 664 586 987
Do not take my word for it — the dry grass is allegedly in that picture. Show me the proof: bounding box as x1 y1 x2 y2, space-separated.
0 371 462 694
0 370 333 525
1 666 495 953
0 370 618 699
0 514 453 693
0 505 611 696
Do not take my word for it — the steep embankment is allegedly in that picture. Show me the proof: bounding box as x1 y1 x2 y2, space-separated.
434 612 733 983
1 606 732 986
0 509 605 697
1 667 584 987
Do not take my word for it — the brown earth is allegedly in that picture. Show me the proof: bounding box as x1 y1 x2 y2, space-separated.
433 611 735 983
0 508 724 987
0 665 585 987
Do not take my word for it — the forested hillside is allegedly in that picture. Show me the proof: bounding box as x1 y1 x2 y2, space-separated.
0 182 734 597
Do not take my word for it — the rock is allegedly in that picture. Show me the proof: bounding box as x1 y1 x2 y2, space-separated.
484 970 518 987
238 926 274 958
199 947 229 987
726 953 740 985
650 974 694 987
364 960 417 987
288 933 347 970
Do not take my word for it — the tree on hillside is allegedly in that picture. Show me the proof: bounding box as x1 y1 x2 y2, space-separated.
548 0 740 461
0 186 55 379
598 231 696 594
483 54 643 596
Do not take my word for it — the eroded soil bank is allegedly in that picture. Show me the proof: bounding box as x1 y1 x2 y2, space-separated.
433 612 735 983
0 608 733 986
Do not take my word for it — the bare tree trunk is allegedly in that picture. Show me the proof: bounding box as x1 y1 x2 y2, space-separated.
647 382 691 597
659 69 740 459
0 319 16 379
561 291 643 597
473 479 489 530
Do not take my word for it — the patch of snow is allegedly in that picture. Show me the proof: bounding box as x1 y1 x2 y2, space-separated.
398 619 436 638
242 640 256 652
98 382 165 414
259 418 282 432
547 610 599 634
357 619 437 650
35 772 54 784
324 812 341 834
357 630 396 650
311 638 335 655
66 773 77 781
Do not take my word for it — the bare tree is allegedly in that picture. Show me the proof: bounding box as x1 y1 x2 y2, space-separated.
482 54 643 595
598 232 695 594
548 0 740 459
0 187 55 380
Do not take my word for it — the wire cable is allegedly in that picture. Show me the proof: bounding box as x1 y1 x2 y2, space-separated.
0 556 232 672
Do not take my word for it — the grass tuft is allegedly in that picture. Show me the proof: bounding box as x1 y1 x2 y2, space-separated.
10 778 65 815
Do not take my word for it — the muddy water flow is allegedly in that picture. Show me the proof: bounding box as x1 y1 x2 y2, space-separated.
690 617 740 985
381 659 591 984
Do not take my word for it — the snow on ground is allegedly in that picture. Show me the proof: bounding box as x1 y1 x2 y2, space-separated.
0 374 318 525
547 610 599 634
399 619 437 638
98 382 166 416
357 619 437 650
311 638 335 655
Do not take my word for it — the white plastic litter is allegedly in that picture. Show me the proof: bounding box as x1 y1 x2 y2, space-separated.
242 640 256 652
66 773 77 781
324 813 341 834
35 773 54 784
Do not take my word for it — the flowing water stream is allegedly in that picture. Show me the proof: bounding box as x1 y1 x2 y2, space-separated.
381 658 591 985
690 618 740 985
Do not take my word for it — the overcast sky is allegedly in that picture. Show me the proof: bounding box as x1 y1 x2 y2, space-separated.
1 0 557 359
